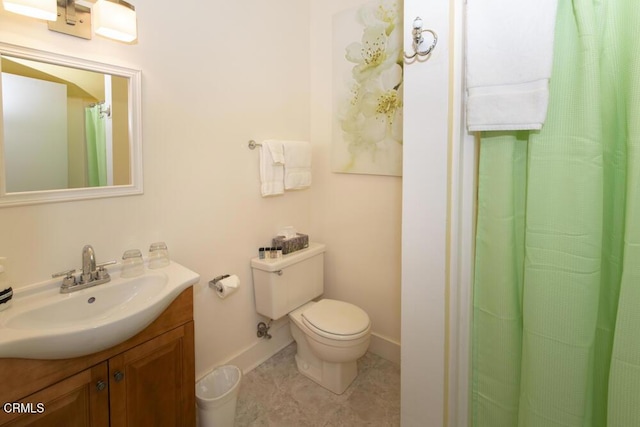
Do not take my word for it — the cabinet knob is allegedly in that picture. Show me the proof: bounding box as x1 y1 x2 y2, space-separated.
96 380 106 391
113 371 125 382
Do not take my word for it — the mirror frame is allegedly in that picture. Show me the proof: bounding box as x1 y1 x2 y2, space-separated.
0 42 143 207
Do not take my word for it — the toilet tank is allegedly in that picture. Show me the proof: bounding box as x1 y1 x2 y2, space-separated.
251 243 325 319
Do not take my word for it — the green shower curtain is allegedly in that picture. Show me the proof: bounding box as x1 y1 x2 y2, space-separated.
85 105 108 187
472 0 640 426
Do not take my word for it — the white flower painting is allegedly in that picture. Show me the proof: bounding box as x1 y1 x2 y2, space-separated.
332 0 403 176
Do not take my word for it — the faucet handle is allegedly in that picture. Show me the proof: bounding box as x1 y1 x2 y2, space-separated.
52 269 77 288
96 260 117 269
96 260 117 280
52 269 76 279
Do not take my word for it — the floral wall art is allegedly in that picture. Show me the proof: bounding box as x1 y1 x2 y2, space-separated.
332 0 403 176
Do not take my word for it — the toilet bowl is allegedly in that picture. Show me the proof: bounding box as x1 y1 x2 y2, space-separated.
251 243 372 394
288 299 371 394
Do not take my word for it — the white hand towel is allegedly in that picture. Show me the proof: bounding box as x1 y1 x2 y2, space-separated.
283 141 312 190
466 0 559 131
265 140 285 165
259 141 284 197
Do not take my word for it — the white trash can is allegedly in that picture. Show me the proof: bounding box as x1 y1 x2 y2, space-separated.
196 365 242 427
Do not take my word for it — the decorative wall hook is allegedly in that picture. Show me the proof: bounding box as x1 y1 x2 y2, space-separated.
404 17 438 60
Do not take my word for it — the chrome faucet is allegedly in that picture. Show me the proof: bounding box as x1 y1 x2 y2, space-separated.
52 245 116 293
82 245 96 283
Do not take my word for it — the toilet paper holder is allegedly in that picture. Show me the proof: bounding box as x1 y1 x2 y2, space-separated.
209 274 230 292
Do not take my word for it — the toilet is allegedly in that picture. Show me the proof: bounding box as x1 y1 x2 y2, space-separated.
251 243 370 394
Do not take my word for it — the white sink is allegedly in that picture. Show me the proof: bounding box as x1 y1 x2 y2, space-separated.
0 261 199 359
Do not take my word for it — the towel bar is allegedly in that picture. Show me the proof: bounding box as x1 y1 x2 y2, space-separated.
248 140 261 150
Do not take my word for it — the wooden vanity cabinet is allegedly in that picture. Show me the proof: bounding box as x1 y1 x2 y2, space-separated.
0 287 195 427
0 363 109 427
109 324 193 426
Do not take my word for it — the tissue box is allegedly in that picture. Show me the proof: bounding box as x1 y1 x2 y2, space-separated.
272 233 309 255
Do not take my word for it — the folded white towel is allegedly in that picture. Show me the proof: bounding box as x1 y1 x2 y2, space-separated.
466 0 559 131
259 141 285 197
283 141 312 190
266 140 285 165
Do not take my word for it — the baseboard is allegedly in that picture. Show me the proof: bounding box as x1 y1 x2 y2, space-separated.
197 324 399 381
212 318 294 377
368 332 401 365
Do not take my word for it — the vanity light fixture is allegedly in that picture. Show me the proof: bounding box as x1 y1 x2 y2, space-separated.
47 0 92 39
2 0 57 21
93 0 136 43
2 0 137 43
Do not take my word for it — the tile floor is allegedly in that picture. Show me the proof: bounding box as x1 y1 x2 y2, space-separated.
235 342 400 426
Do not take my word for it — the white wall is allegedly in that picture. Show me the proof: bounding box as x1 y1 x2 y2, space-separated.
401 0 452 425
0 0 311 378
0 0 403 380
401 0 475 426
309 1 402 363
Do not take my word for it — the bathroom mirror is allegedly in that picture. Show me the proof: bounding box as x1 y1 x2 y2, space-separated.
0 42 142 207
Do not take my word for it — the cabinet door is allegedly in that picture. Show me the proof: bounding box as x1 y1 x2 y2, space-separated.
0 363 109 427
109 323 195 427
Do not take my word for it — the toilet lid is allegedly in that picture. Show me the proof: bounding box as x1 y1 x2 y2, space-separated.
301 299 370 337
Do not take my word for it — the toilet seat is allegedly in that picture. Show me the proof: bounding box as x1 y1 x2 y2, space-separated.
301 299 370 341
